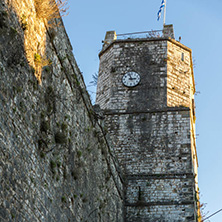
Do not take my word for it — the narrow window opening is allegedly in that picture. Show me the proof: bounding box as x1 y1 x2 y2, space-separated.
192 99 196 117
181 53 184 61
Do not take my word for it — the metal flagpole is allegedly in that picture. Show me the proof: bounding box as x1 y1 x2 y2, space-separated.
163 0 167 26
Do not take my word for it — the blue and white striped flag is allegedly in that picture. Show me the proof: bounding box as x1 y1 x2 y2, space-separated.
157 0 166 21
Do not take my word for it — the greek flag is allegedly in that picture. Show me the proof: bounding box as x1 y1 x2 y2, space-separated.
157 0 165 21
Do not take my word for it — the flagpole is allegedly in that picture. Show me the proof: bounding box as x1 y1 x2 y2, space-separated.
163 0 166 26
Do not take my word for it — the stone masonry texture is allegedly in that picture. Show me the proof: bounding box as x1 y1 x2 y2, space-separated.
96 29 198 221
0 1 124 221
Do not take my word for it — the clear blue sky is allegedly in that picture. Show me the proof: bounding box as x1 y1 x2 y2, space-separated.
63 0 222 221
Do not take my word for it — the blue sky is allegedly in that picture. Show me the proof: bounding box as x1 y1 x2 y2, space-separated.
63 0 222 220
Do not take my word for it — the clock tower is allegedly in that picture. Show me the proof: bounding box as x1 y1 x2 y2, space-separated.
96 25 199 221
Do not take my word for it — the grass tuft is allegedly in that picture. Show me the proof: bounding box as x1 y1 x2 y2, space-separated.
34 0 69 26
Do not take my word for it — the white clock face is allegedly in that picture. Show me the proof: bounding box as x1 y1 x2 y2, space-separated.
122 72 140 87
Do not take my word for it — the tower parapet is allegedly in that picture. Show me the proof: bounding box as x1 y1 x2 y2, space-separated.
163 24 175 39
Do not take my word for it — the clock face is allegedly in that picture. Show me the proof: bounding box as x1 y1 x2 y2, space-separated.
122 72 140 87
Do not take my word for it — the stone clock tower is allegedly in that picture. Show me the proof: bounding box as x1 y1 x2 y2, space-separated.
96 25 199 221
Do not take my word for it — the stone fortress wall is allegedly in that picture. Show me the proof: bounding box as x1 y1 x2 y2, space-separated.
0 0 123 221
